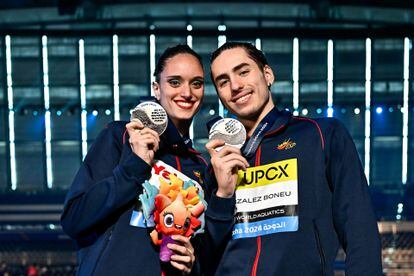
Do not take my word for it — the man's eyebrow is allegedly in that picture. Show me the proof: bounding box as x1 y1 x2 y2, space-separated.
233 63 250 72
214 63 250 83
214 73 227 83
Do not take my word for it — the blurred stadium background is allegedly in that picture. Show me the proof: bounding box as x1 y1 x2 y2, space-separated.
0 0 414 275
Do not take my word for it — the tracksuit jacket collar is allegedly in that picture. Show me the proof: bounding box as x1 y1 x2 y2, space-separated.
243 107 292 139
160 116 194 154
264 107 292 136
239 107 291 158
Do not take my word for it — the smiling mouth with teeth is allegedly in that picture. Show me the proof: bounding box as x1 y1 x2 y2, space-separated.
234 93 251 104
175 101 194 109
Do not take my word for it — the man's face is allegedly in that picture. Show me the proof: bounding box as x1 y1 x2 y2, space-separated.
211 47 274 120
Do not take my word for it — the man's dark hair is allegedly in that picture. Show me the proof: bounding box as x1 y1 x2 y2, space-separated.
154 44 203 82
210 41 269 70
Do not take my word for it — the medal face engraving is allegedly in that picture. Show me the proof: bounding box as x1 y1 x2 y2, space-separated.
209 118 246 151
130 102 168 135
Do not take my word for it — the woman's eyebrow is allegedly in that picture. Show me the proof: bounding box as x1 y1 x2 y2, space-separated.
191 76 204 81
165 75 183 79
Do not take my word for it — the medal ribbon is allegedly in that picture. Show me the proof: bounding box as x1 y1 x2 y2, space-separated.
241 108 279 158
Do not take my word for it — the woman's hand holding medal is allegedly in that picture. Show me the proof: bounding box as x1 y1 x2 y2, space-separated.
126 102 168 165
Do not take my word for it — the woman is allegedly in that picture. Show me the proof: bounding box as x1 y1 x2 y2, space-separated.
61 45 207 275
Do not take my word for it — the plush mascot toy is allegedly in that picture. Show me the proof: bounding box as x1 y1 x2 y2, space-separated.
139 174 205 262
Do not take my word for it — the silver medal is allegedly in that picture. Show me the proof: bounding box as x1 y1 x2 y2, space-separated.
209 118 246 151
130 102 168 135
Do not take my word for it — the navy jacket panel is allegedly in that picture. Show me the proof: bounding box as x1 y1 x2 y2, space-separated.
206 109 382 276
61 120 208 276
321 118 382 275
61 122 151 240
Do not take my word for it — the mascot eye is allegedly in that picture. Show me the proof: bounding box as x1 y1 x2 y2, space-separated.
163 213 174 228
184 218 191 229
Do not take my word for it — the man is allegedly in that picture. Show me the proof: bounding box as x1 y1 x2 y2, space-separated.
204 42 382 275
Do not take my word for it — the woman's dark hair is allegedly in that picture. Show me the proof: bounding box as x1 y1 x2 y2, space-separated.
210 41 269 69
153 44 203 82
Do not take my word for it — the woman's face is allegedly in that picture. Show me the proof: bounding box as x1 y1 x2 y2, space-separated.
153 53 204 128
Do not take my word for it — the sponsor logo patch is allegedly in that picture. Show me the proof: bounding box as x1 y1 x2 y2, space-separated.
277 139 296 150
193 170 204 185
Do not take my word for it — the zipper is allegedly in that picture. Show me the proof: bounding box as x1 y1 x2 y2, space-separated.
91 226 115 274
250 125 288 276
251 236 262 276
175 156 182 172
312 221 326 276
251 145 262 276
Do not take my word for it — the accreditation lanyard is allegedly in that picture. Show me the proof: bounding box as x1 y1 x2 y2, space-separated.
241 108 278 158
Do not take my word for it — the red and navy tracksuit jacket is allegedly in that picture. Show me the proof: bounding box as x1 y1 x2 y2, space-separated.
205 108 382 276
60 119 207 276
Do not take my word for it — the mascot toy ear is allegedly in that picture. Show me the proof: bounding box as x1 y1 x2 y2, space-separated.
155 194 172 211
189 201 205 217
175 192 183 202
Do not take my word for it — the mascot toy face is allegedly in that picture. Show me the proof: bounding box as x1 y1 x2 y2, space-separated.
155 193 192 236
